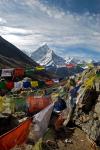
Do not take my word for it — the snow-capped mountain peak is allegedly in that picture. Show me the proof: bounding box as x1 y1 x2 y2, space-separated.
65 56 95 64
65 56 85 64
31 44 65 67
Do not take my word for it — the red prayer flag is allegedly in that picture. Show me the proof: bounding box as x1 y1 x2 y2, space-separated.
66 64 76 69
0 119 32 150
27 96 51 113
6 81 14 90
45 80 54 86
14 68 25 77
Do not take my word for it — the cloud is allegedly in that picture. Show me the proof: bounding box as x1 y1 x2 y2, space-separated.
0 0 100 60
0 18 7 24
0 26 32 35
39 0 100 14
35 1 65 19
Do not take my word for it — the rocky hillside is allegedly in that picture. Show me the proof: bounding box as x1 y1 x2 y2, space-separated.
0 36 37 68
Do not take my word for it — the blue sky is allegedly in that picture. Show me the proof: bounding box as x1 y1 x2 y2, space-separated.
0 0 100 60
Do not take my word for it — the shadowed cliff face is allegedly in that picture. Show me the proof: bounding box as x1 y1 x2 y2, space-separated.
0 36 37 68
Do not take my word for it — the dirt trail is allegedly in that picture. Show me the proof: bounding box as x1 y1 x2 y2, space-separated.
56 128 100 150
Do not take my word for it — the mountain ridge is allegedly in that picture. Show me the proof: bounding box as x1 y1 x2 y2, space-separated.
0 36 37 68
31 44 96 67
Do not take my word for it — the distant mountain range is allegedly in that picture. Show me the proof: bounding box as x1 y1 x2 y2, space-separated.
31 44 85 77
0 36 37 68
65 56 95 65
31 44 96 67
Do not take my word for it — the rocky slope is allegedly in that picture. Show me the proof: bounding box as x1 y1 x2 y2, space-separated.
0 36 37 68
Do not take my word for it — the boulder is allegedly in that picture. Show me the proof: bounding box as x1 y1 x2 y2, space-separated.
73 93 100 145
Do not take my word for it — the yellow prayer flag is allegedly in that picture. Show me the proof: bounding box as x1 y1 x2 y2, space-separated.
84 76 95 89
87 63 94 68
0 96 4 112
35 66 45 71
31 81 38 87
